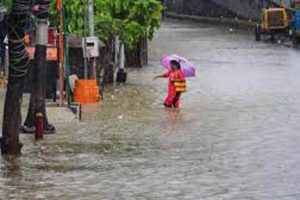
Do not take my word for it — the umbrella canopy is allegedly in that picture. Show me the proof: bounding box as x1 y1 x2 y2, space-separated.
160 54 196 78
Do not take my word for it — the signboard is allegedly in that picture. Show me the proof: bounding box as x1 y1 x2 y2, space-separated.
82 36 99 58
27 47 58 61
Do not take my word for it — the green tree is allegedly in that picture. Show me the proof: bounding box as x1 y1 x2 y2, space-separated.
50 0 162 83
0 0 12 9
94 0 162 48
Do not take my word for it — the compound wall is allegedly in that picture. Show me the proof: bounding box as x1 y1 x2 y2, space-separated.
165 0 287 21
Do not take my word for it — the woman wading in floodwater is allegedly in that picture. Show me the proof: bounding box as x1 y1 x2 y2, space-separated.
155 60 187 108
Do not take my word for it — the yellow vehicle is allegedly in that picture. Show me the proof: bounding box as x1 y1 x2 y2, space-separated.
255 7 289 41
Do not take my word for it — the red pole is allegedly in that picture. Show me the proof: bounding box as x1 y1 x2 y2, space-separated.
35 113 44 140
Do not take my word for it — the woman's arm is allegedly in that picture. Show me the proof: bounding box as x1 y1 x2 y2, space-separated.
154 71 170 80
154 74 165 80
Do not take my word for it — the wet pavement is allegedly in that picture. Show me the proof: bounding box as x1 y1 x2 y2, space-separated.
1 19 300 199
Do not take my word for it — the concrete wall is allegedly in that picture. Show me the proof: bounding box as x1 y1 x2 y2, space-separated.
166 0 237 18
165 0 282 21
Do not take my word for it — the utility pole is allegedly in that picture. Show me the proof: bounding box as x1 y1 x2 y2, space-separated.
88 0 97 79
88 0 95 37
119 43 125 71
83 0 88 79
83 0 96 79
116 36 126 83
1 0 31 154
114 36 120 68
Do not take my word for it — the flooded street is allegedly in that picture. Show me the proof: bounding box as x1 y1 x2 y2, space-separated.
1 19 300 199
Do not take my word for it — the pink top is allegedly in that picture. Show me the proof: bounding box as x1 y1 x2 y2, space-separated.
163 70 186 91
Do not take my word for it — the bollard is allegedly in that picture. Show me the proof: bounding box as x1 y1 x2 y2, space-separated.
78 104 82 121
35 113 44 140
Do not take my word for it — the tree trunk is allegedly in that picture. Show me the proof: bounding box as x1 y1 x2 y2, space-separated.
22 0 55 134
125 36 148 68
142 36 148 65
103 36 114 84
1 0 31 155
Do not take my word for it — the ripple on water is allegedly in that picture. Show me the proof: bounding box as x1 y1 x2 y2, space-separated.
1 20 300 199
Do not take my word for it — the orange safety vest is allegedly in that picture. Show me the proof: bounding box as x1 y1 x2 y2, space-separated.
174 81 187 92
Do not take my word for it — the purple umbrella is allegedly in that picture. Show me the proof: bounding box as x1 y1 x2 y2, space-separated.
160 54 196 77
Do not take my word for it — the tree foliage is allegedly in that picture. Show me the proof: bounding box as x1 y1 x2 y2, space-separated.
0 0 11 9
50 0 162 49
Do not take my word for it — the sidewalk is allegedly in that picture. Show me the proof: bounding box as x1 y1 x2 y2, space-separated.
20 94 77 125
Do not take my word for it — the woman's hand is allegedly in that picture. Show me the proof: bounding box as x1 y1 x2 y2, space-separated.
154 75 164 80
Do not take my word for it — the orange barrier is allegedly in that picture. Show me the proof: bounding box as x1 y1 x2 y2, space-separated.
73 79 101 104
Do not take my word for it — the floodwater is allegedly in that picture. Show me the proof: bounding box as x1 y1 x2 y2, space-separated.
1 19 300 199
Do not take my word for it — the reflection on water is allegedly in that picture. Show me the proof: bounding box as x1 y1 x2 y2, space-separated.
0 20 300 199
1 156 21 178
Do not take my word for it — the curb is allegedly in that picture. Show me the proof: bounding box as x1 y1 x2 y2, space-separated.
165 12 256 30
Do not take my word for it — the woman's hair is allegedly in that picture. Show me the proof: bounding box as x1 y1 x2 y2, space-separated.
170 60 181 69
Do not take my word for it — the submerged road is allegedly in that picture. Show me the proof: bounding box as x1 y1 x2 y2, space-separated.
1 19 300 199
